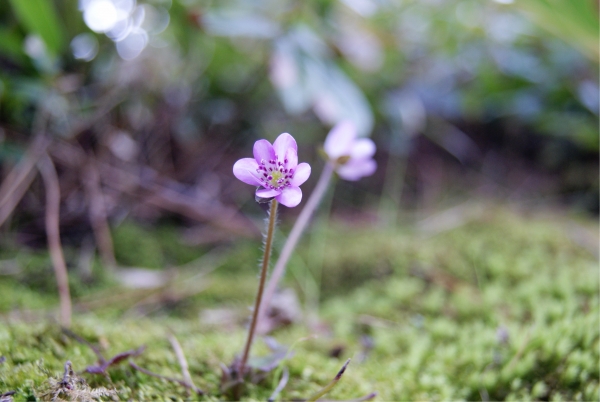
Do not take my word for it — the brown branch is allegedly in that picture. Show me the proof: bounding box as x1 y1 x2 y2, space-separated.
49 141 258 237
37 153 72 328
110 164 257 238
82 158 116 271
0 87 123 228
0 135 49 227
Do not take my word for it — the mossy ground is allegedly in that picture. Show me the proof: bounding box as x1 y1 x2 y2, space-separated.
0 204 598 401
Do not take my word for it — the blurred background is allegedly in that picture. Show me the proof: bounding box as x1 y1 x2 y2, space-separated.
1 2 598 398
0 0 598 280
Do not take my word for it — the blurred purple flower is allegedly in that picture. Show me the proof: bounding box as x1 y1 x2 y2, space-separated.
324 121 376 181
233 133 311 208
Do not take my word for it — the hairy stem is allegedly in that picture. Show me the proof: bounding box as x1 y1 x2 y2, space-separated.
258 162 335 331
239 199 278 377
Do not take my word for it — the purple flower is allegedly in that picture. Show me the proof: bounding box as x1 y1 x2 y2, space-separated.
324 121 376 181
233 133 311 208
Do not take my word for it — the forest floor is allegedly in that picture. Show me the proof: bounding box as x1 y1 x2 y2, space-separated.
0 203 598 401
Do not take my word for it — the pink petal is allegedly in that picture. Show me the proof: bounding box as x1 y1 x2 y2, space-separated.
273 133 297 160
290 162 311 186
324 121 356 159
350 138 376 159
276 186 302 207
256 188 281 198
336 158 377 181
233 158 262 186
284 147 298 170
253 139 275 164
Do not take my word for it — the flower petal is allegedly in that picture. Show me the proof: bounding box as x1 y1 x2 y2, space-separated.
290 162 311 186
273 133 297 160
350 138 376 159
253 139 275 164
324 121 356 159
276 186 302 207
336 158 377 181
256 188 281 198
233 158 262 186
284 147 298 170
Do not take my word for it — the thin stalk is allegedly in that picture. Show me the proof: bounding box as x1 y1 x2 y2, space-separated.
306 358 351 402
38 153 72 328
259 162 335 331
239 199 278 378
83 158 116 272
268 366 289 402
168 333 202 395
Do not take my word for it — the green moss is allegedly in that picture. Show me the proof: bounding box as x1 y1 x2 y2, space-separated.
112 222 207 269
0 206 598 400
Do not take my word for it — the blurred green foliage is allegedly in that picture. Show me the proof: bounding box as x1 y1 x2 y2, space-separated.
515 0 599 63
0 0 597 151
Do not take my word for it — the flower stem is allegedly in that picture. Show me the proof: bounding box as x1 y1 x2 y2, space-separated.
258 162 335 332
239 198 278 378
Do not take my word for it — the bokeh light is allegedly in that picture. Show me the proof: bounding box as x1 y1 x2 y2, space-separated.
116 28 148 60
79 0 170 60
71 33 99 61
82 0 119 33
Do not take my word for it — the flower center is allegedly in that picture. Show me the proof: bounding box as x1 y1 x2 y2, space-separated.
269 171 283 187
336 155 351 165
256 158 294 190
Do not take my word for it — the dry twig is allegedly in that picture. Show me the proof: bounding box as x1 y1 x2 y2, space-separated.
38 153 72 328
129 361 204 395
0 135 49 227
167 333 200 396
49 141 258 237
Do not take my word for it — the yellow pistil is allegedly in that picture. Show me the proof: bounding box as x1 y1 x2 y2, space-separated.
270 171 283 187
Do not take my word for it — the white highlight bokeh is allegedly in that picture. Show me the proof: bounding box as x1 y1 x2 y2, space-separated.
71 33 99 61
83 0 119 33
79 0 169 60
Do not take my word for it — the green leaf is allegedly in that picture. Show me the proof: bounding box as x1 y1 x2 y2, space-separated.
514 0 599 63
8 0 66 57
0 28 26 63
